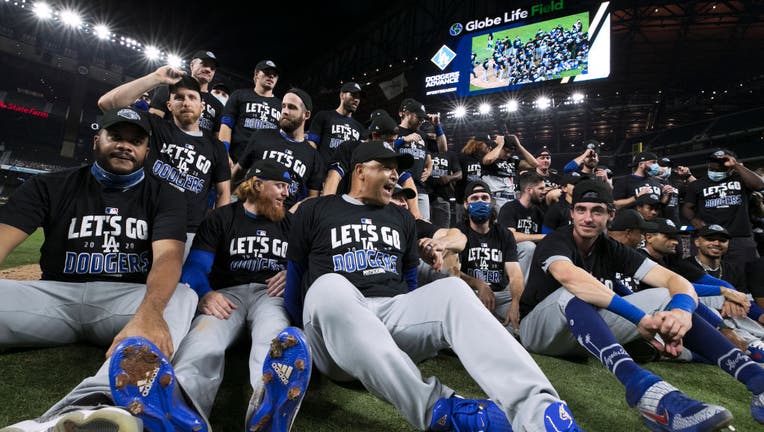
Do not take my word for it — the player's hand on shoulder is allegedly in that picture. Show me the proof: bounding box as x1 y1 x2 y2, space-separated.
199 291 237 319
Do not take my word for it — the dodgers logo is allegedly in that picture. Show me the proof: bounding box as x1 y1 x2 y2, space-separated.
449 23 463 36
117 108 140 120
431 45 456 71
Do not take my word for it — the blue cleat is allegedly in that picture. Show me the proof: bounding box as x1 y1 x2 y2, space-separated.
637 381 733 432
247 327 312 432
752 391 764 425
544 402 583 432
109 337 206 432
748 340 764 363
429 397 512 431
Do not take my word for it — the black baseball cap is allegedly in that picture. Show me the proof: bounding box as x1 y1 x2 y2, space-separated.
464 180 492 197
610 209 658 232
632 152 658 165
644 217 682 236
210 82 230 94
571 179 613 205
560 173 583 186
535 146 551 157
243 159 292 183
351 140 413 170
100 108 151 137
192 50 219 67
708 149 737 162
635 193 661 207
400 98 427 119
696 224 731 240
340 82 365 95
255 59 279 73
658 157 674 168
369 114 398 136
392 183 416 200
368 109 388 123
286 88 313 112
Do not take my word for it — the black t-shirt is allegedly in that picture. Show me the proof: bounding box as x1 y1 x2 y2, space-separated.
0 166 186 283
288 195 419 298
659 178 681 225
482 155 519 178
539 170 562 189
416 219 438 240
238 129 325 209
145 114 231 232
426 151 461 200
192 202 291 289
634 249 704 291
327 139 363 196
222 89 281 161
150 86 224 134
457 222 518 292
684 256 747 293
685 175 753 237
456 152 483 203
397 126 429 193
497 199 544 234
612 174 663 208
308 110 365 165
542 197 571 231
520 225 655 318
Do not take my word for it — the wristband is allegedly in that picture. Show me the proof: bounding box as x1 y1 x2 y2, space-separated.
222 140 230 152
666 293 697 314
607 295 646 325
435 124 444 137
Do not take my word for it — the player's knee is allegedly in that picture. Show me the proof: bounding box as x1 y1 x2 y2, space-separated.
431 276 474 300
306 273 359 309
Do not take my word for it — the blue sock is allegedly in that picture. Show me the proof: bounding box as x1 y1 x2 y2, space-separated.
684 312 764 394
695 302 723 328
565 297 661 407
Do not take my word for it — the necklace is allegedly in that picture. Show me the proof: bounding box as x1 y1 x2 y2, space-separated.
694 256 722 279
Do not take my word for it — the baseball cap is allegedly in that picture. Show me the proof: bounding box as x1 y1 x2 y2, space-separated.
658 157 674 167
535 146 551 157
100 108 151 137
368 114 398 136
644 217 681 236
571 179 613 205
696 224 731 240
286 88 313 112
632 152 658 165
635 193 661 207
610 209 658 232
400 98 427 119
210 82 230 94
560 173 583 186
243 159 292 183
351 140 413 170
392 183 416 200
192 50 219 67
708 149 737 162
464 180 492 198
255 59 279 73
340 82 365 95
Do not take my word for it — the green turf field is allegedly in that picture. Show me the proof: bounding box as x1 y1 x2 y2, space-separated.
0 233 759 431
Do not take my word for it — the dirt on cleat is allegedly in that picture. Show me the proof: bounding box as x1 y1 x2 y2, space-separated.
294 359 305 371
127 400 144 415
287 387 301 400
115 373 129 390
249 414 271 431
284 335 297 348
270 338 284 358
159 373 172 387
263 372 273 383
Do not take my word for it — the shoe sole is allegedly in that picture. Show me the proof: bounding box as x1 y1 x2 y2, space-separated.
641 409 734 432
1 409 143 432
247 327 312 432
109 337 206 432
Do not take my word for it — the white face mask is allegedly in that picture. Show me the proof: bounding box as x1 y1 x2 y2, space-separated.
659 167 671 179
213 94 228 106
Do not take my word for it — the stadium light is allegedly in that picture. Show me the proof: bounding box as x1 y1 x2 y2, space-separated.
453 106 467 118
506 100 519 112
93 24 110 40
59 10 82 28
167 54 182 69
144 46 160 61
33 2 53 20
478 103 491 115
535 96 551 110
571 92 585 103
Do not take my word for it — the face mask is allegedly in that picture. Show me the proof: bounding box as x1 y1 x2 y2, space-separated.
468 201 491 223
659 167 671 179
646 163 660 177
707 170 729 182
213 95 228 105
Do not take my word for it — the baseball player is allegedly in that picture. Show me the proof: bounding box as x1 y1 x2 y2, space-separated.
231 88 323 210
306 81 365 165
283 140 581 431
149 50 224 136
397 98 433 220
519 179 764 429
481 134 537 209
457 180 524 334
0 108 201 431
97 66 232 258
171 158 311 431
612 152 667 210
220 60 282 163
